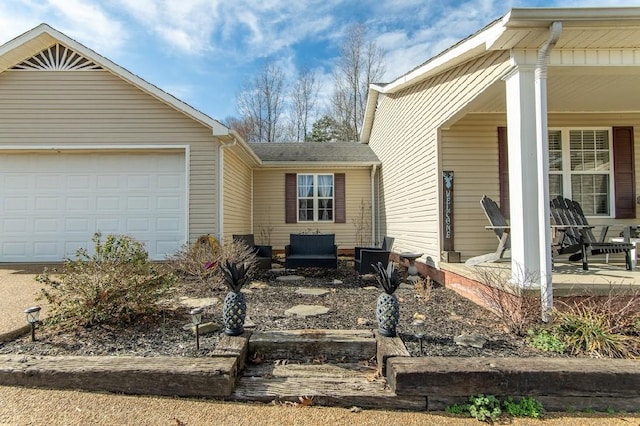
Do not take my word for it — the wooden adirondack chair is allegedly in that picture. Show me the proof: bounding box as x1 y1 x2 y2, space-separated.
465 195 511 266
550 196 633 271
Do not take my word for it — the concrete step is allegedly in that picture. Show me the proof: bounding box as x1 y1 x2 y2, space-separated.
249 329 376 362
231 361 425 410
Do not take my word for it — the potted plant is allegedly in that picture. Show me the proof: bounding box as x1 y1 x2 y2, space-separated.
372 261 400 337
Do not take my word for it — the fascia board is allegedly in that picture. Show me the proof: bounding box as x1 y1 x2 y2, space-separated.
360 89 380 143
257 161 381 169
380 20 506 94
505 7 640 26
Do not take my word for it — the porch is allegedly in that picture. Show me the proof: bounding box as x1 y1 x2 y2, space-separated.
435 259 640 308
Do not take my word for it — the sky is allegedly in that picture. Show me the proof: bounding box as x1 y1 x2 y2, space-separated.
1 0 639 124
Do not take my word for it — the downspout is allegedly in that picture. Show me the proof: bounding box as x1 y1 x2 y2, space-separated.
217 134 238 241
535 21 562 322
370 164 378 245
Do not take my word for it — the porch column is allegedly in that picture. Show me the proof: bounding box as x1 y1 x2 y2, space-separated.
504 66 541 286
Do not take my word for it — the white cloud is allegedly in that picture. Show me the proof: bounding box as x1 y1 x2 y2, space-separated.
45 0 127 54
112 0 218 54
373 0 513 82
0 0 127 56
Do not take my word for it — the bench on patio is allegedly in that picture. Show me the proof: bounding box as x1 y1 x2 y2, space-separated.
285 233 338 269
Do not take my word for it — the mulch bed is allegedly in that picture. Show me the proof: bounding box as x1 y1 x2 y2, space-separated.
0 258 558 360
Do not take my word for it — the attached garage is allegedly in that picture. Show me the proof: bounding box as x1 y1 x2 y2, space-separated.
0 24 261 263
0 150 187 261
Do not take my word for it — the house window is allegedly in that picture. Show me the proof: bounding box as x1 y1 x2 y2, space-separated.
497 126 634 220
297 174 334 222
549 128 613 216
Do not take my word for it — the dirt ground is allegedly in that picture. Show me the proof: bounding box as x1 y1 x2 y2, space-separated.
0 259 553 360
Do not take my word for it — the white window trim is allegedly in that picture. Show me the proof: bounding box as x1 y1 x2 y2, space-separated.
296 173 335 223
550 127 615 218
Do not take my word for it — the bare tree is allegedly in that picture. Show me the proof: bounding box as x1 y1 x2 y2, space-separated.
332 24 385 141
235 61 286 143
225 116 253 142
289 67 319 142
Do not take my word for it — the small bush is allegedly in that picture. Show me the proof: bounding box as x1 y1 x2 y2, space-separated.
467 394 502 422
167 236 258 291
414 276 434 303
527 328 567 354
167 235 221 284
474 264 540 336
37 233 175 330
446 395 544 422
502 396 544 418
553 291 640 359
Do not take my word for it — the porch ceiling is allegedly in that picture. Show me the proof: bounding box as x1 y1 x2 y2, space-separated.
467 66 640 113
492 24 640 51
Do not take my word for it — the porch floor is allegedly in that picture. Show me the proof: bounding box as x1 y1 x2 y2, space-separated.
440 258 640 296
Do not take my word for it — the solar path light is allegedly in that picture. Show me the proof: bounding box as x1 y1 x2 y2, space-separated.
24 306 41 342
411 319 426 355
190 307 204 351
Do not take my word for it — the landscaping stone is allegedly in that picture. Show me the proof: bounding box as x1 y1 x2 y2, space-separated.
399 283 413 290
332 279 343 285
244 317 256 328
284 305 330 317
295 288 329 296
453 333 486 348
359 273 376 280
357 317 373 326
177 297 219 309
362 286 378 291
249 281 269 289
276 275 305 282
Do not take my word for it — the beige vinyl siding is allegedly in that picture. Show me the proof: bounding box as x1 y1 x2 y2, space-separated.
443 112 640 261
0 70 218 243
223 149 252 240
368 51 512 261
441 114 503 261
252 168 372 250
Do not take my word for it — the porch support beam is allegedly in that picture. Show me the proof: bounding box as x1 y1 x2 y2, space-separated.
504 65 541 287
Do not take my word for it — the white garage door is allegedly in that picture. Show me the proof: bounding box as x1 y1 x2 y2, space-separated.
0 151 187 262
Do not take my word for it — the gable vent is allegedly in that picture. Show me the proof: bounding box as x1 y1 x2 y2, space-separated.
11 44 103 71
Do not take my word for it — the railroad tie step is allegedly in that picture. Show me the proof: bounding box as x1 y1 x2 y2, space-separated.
231 362 426 410
249 329 377 362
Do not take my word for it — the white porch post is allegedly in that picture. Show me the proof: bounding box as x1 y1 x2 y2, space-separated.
504 66 541 286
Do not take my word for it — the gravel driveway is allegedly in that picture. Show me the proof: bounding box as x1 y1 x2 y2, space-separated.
1 385 636 425
0 264 49 338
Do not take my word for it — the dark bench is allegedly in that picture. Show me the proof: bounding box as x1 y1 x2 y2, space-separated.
285 234 338 269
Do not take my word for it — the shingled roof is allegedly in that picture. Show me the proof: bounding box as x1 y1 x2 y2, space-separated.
249 142 380 164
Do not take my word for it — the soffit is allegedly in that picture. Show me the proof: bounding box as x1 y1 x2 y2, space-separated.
467 67 640 113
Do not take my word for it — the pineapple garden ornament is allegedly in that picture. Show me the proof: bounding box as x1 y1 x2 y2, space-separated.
220 260 251 336
372 261 401 337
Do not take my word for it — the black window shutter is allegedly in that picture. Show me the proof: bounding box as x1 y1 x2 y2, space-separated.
285 173 297 223
334 173 346 223
613 126 636 219
497 127 510 219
